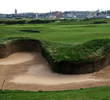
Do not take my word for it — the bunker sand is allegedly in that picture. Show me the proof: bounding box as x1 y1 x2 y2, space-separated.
0 52 110 91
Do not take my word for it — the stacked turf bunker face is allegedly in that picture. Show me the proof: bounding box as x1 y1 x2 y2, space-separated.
0 37 110 74
0 38 41 58
41 39 110 74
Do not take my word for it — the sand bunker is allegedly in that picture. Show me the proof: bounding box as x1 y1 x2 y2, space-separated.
0 52 99 85
0 51 110 91
0 52 36 65
10 64 101 85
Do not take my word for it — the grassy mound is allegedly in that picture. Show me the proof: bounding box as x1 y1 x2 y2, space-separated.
42 39 110 62
42 39 110 74
1 37 109 63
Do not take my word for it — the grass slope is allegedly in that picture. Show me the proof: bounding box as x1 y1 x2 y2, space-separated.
42 39 110 62
0 86 110 100
0 23 110 63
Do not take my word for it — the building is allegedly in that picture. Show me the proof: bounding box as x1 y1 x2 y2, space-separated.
15 9 17 15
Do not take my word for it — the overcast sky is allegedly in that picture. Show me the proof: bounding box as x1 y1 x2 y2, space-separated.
0 0 110 13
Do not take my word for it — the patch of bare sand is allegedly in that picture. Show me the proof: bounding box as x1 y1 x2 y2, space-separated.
0 52 36 65
10 64 101 85
0 51 110 91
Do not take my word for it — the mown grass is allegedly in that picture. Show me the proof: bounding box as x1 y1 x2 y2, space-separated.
0 23 110 43
0 22 110 62
0 86 110 100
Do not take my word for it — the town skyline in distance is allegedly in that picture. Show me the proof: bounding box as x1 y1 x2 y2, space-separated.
0 9 110 14
0 9 110 19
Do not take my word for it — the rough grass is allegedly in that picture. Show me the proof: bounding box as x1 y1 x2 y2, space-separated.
42 39 109 62
0 86 110 100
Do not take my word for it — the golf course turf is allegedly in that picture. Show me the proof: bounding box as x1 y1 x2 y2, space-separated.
0 86 110 100
0 18 110 99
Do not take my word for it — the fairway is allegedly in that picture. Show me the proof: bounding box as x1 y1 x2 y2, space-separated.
0 24 110 43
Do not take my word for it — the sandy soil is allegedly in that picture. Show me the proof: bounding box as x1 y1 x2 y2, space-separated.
0 52 36 65
0 52 110 91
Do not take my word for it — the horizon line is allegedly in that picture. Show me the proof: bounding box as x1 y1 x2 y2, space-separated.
0 9 110 14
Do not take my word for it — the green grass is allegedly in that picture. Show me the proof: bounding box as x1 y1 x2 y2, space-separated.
0 23 110 63
42 39 109 62
0 23 110 43
0 86 110 100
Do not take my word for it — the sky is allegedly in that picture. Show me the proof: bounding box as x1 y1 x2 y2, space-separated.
0 0 110 13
